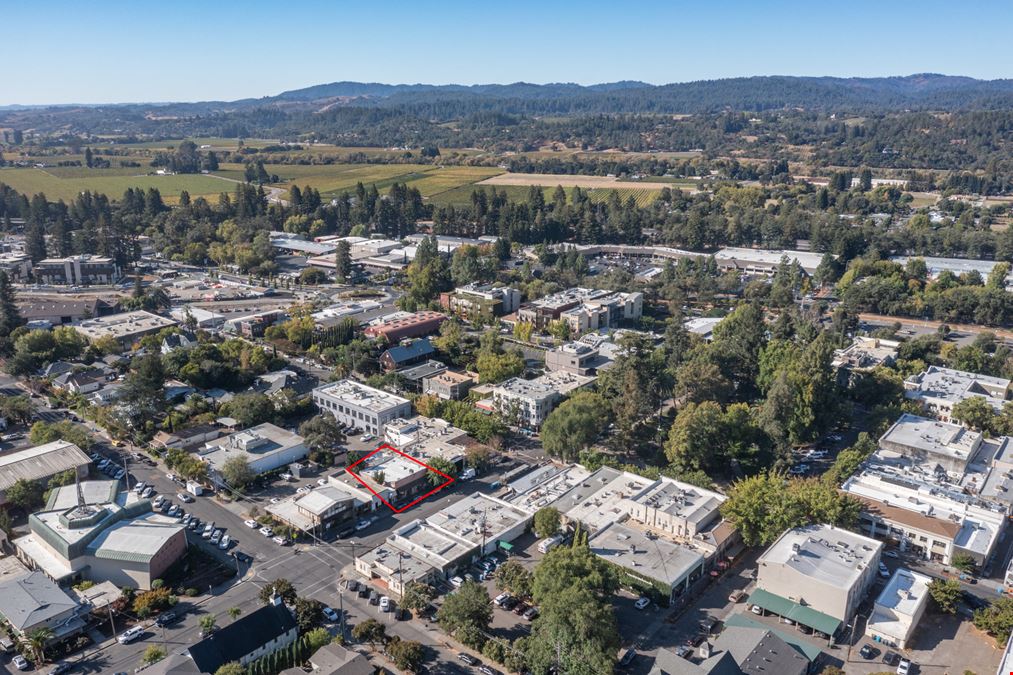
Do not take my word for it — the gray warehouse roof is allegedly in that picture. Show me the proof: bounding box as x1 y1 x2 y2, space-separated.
0 440 90 493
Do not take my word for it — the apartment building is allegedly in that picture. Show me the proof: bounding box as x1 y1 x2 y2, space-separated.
34 254 121 285
904 366 1011 423
422 370 475 400
516 287 642 330
312 379 412 436
0 252 31 281
491 372 595 428
440 283 521 321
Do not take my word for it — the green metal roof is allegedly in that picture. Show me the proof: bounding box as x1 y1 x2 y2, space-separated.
746 588 842 637
724 612 825 662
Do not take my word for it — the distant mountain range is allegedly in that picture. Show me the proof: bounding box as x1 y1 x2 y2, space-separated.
7 74 1013 114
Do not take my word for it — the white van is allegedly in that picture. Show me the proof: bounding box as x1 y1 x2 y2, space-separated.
537 535 563 554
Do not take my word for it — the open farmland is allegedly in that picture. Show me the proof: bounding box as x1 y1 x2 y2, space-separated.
476 171 684 193
0 167 237 203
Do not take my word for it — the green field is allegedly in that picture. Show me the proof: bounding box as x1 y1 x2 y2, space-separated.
0 167 237 203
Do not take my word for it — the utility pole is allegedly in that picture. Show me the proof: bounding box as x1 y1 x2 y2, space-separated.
339 588 346 639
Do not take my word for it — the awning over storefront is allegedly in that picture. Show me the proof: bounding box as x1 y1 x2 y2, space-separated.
498 541 514 552
747 588 842 637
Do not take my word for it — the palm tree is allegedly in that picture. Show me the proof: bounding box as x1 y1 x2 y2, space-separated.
227 607 242 621
26 626 53 663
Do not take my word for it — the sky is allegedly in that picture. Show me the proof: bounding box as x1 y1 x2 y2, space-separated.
4 0 1012 105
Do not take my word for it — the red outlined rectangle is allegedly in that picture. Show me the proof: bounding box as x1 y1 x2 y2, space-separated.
345 443 455 513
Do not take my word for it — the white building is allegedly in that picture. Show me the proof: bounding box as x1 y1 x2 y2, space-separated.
72 310 178 347
832 336 900 372
713 247 826 276
904 366 1011 423
34 254 121 285
682 317 724 341
200 423 309 482
878 413 982 478
891 255 1013 288
842 467 1006 566
312 379 412 436
753 524 882 635
865 568 931 649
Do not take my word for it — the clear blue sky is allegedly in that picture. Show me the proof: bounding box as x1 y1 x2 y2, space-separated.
3 0 1011 105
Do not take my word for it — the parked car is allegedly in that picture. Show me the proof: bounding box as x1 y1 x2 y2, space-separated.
883 549 899 559
181 514 192 526
189 518 201 531
113 469 126 479
244 519 258 528
296 486 310 495
167 504 181 517
234 551 253 564
142 487 155 498
882 651 900 666
897 658 912 675
878 562 891 578
479 667 497 675
728 589 746 603
118 626 144 644
513 601 529 615
380 596 391 612
501 596 518 611
260 526 273 537
202 522 215 538
155 611 181 627
219 534 231 550
152 495 165 508
273 536 289 546
355 519 371 531
522 606 539 621
457 654 477 665
177 492 194 503
48 663 72 675
210 529 222 545
133 482 147 494
12 655 29 671
323 606 340 622
860 644 878 659
317 478 328 486
345 579 360 592
634 597 650 610
494 592 512 607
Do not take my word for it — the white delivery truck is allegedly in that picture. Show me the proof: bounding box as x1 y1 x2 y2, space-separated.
186 481 204 497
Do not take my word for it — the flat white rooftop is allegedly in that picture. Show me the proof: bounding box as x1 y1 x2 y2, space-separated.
873 567 930 616
73 310 177 341
426 492 529 547
759 524 882 590
589 521 703 588
556 467 656 532
314 379 410 413
905 366 1010 411
880 414 982 466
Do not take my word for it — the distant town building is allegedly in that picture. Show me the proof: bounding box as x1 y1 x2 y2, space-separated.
379 338 435 372
545 341 613 376
0 252 31 281
200 423 309 483
363 310 447 342
422 369 475 400
682 317 724 342
516 287 642 331
34 254 121 286
312 379 412 436
440 283 522 321
904 366 1011 423
490 372 595 428
649 624 810 675
72 310 178 347
832 336 900 372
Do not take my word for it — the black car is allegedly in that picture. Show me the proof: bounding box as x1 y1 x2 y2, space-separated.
963 591 990 610
234 551 253 564
882 651 900 666
859 644 878 659
337 526 356 539
501 597 519 611
155 611 181 627
358 586 370 598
